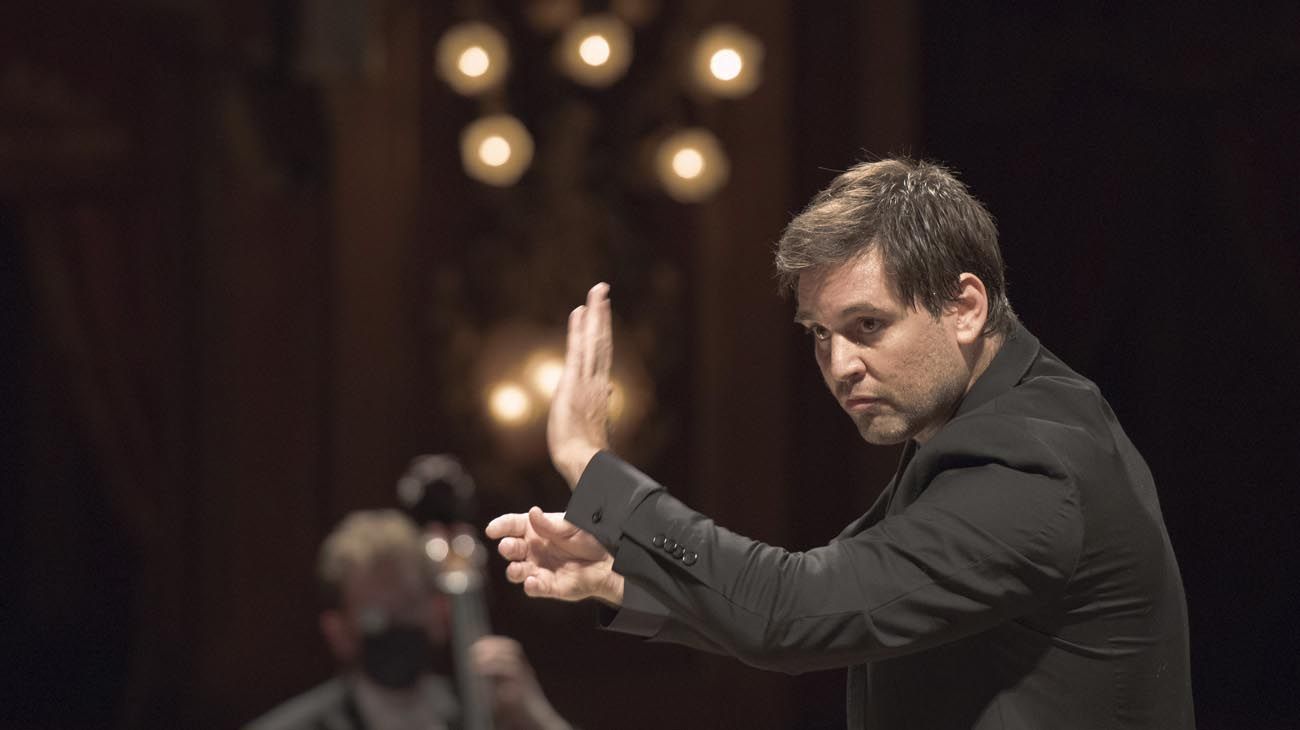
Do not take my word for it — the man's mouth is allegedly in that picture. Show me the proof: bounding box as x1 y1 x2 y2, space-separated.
843 396 881 413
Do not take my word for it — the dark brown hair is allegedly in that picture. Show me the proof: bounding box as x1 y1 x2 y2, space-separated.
776 158 1016 336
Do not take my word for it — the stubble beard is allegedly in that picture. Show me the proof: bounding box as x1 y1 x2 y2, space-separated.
849 366 968 446
850 402 911 446
852 402 947 445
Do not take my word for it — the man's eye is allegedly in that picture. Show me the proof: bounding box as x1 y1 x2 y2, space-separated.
858 318 882 335
805 325 830 341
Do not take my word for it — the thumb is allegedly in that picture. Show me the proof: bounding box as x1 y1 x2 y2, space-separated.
527 506 573 539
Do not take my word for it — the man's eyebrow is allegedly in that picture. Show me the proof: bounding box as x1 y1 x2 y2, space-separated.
794 303 888 323
844 303 889 316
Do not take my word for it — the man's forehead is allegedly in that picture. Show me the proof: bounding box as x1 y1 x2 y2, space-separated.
344 559 428 599
794 250 898 320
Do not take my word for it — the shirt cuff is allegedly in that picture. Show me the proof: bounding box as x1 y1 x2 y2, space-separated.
565 451 664 551
597 578 669 637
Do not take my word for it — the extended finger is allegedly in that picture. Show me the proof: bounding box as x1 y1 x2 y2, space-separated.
523 573 554 599
562 304 586 388
505 560 538 584
582 283 609 377
592 286 613 379
485 513 528 539
497 536 528 561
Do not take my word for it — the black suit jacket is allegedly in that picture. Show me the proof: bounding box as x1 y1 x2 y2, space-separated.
567 324 1194 729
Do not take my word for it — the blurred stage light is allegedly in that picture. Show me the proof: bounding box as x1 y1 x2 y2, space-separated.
460 114 534 186
436 22 510 96
579 34 612 66
557 14 633 88
472 320 655 464
710 49 743 81
425 536 450 562
487 382 533 425
609 380 627 422
655 128 730 203
671 147 704 179
525 352 565 397
691 24 763 98
458 47 490 77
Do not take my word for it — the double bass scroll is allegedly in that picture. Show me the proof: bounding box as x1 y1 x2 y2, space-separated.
397 454 494 730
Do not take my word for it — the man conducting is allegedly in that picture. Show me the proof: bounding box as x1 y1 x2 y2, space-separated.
487 158 1194 728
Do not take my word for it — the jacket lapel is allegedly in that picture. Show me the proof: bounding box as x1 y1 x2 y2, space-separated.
889 324 1041 515
835 440 916 539
953 322 1040 419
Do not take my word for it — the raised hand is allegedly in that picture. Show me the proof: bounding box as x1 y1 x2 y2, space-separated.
486 507 624 606
548 283 614 488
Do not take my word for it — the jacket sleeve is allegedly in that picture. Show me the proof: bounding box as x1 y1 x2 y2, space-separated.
565 436 1084 675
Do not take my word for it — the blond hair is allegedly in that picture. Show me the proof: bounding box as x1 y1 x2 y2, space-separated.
317 509 427 607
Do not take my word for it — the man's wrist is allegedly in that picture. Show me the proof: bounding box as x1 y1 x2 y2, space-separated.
598 571 624 607
560 445 601 489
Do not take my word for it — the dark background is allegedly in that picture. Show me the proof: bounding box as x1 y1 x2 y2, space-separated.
2 1 1297 728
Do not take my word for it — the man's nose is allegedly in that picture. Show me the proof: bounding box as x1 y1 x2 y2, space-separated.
828 333 865 382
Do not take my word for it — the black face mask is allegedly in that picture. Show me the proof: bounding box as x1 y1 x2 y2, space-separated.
360 623 436 689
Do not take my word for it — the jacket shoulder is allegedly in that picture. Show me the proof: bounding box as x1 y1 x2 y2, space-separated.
929 356 1121 482
244 678 350 730
923 406 1073 482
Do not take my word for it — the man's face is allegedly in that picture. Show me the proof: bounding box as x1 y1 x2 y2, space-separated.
333 558 447 664
795 248 970 445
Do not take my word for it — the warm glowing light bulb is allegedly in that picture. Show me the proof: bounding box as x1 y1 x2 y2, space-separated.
457 46 490 77
578 34 611 66
460 115 534 186
529 358 564 396
671 147 705 179
488 383 531 424
557 15 632 87
436 23 510 95
709 48 743 81
655 128 730 203
478 135 512 167
691 25 763 98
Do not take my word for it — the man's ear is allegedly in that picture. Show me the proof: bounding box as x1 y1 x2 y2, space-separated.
948 273 990 345
320 609 357 664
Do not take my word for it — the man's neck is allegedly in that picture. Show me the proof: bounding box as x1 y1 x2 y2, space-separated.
965 332 1005 393
913 332 1005 446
